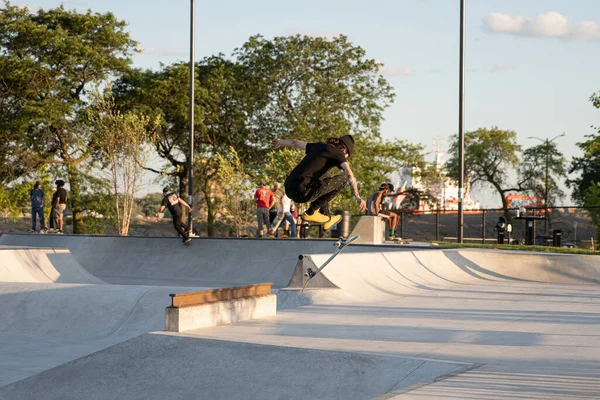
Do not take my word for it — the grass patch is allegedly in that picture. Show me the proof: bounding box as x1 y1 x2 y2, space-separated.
431 242 599 255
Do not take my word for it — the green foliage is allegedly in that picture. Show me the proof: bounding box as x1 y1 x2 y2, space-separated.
88 84 159 235
446 127 522 208
235 34 394 141
519 140 567 206
215 148 255 236
0 2 137 233
568 92 600 204
136 193 165 217
585 182 600 238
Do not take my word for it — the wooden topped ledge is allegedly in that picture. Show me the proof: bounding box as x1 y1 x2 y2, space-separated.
169 283 273 308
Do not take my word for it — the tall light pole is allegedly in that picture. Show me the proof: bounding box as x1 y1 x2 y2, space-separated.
188 0 195 231
457 0 466 243
528 132 565 233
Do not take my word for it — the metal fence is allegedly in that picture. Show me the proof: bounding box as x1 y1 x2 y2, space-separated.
388 206 598 248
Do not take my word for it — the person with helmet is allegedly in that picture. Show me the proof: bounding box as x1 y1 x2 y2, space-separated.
367 183 400 239
156 187 193 244
272 135 366 231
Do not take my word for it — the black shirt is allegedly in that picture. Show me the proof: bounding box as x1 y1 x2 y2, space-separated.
285 142 347 186
162 193 182 216
52 188 67 206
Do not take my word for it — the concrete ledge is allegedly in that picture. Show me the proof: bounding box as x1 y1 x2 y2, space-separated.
350 216 386 244
165 283 276 332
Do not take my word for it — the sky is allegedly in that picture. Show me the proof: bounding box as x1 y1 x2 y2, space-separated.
12 0 600 206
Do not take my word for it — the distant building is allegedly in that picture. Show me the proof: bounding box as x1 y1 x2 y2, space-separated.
387 137 480 212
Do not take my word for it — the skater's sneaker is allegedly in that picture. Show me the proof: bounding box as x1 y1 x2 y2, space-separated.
188 231 199 238
323 214 342 231
302 211 329 224
182 238 192 245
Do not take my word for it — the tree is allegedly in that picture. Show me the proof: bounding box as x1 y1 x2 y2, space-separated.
235 34 394 141
520 141 567 205
215 148 255 237
0 3 137 233
568 92 600 204
584 182 600 242
519 140 567 230
89 84 159 236
446 127 523 212
113 57 267 235
236 35 426 211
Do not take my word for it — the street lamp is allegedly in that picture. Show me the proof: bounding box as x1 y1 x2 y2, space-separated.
188 0 195 231
527 132 566 233
457 0 466 243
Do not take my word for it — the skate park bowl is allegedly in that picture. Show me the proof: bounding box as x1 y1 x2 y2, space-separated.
0 232 599 399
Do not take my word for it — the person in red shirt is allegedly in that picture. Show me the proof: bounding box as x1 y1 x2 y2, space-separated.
254 182 274 237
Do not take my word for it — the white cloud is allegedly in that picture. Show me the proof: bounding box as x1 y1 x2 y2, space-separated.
484 11 600 40
378 64 415 77
490 62 513 73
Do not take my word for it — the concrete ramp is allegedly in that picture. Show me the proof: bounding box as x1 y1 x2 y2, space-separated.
291 249 600 301
0 233 410 288
0 282 207 386
0 333 470 400
0 248 103 284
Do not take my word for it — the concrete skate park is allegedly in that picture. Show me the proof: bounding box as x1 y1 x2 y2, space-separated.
0 228 599 400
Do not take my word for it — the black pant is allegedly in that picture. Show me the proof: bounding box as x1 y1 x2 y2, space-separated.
285 175 346 215
172 215 189 241
269 210 278 225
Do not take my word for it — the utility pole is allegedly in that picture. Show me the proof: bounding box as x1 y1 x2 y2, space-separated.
187 0 195 231
457 0 466 243
544 138 549 233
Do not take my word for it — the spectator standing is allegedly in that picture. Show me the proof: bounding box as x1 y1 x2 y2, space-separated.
51 180 68 233
30 181 45 232
254 182 274 238
270 183 283 227
269 193 297 238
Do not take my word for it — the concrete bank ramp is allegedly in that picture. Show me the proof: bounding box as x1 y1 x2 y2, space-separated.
0 247 103 284
292 248 600 302
0 282 207 387
0 333 470 400
0 233 409 288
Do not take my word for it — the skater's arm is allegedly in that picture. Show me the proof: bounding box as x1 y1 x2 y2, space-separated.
178 198 192 211
340 162 367 212
272 138 307 150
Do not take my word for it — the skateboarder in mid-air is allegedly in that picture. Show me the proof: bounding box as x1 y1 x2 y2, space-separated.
272 135 366 231
156 188 193 244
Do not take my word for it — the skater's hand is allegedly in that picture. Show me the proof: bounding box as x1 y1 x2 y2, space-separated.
272 138 281 149
356 198 366 213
